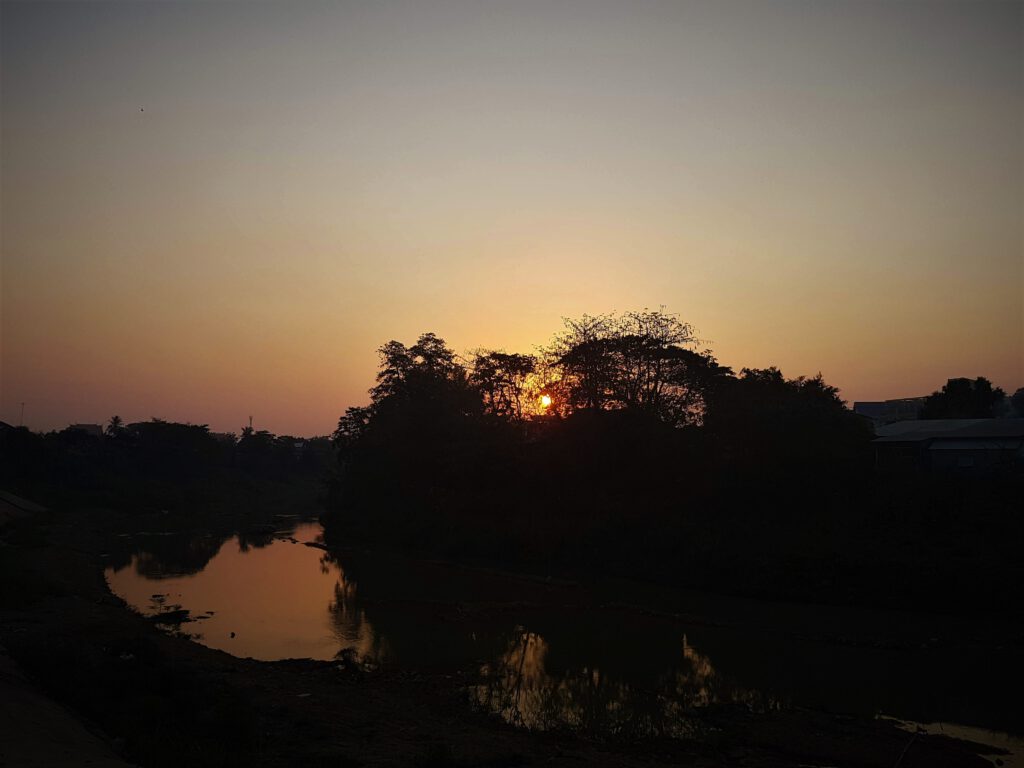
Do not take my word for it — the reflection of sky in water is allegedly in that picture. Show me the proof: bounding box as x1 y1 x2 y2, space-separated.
105 521 1023 759
105 522 775 737
106 523 346 661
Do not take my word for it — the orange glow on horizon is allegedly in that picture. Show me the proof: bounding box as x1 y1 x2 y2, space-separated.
2 1 1020 435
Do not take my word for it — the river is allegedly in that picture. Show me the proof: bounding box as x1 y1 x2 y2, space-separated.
104 520 1023 763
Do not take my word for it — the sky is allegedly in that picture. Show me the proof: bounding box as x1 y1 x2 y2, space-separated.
2 0 1021 436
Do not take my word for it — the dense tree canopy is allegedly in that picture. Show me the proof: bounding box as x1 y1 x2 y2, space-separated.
0 418 332 512
470 351 537 422
919 377 1006 419
543 310 712 424
326 310 880 552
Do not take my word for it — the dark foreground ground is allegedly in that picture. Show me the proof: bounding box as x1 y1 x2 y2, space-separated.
0 507 1011 768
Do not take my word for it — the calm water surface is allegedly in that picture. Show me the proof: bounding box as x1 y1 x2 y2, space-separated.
105 521 1023 761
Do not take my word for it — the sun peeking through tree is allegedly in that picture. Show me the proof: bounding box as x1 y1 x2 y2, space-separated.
325 307 877 595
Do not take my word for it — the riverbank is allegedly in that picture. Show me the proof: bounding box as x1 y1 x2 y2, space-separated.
0 645 132 767
0 505 1011 767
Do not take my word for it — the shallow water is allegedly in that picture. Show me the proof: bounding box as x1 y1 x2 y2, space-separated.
105 521 1023 760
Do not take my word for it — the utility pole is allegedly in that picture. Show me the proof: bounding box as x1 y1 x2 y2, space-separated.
19 402 25 427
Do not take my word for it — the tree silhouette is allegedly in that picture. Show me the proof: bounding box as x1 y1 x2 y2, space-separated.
544 309 722 425
331 333 490 532
370 333 466 404
919 377 1006 419
105 415 124 436
470 351 536 422
1011 388 1024 417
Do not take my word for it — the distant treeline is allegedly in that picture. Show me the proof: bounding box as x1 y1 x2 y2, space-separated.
2 308 1019 608
324 309 1022 610
919 376 1022 419
0 418 332 513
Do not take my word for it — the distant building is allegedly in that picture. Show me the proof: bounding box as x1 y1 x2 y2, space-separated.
873 418 1024 474
854 398 926 427
67 423 104 438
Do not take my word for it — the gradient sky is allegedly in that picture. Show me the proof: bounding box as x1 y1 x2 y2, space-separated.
2 0 1021 436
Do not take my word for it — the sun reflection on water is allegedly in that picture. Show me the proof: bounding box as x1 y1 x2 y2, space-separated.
471 629 782 737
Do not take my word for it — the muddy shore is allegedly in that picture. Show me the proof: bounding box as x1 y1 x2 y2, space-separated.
0 508 1010 767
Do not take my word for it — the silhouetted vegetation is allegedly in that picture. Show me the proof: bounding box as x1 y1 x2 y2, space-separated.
3 309 1020 612
919 377 1006 419
0 417 332 516
1 311 1020 768
1012 387 1024 417
324 309 1022 611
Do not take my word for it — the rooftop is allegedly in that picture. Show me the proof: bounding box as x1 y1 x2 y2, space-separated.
874 419 1024 443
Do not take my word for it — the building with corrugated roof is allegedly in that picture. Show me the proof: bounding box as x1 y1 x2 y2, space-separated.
853 398 926 427
873 418 1024 473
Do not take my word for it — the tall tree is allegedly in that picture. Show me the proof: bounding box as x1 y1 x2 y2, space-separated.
105 415 124 436
547 313 616 411
545 309 721 426
370 333 465 404
470 351 537 422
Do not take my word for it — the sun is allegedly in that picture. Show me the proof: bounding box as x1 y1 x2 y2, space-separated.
539 394 552 409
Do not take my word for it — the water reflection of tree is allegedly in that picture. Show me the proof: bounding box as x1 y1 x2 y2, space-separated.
236 529 276 552
326 563 387 663
111 522 302 579
477 629 657 735
472 629 781 738
655 635 783 731
129 534 228 578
